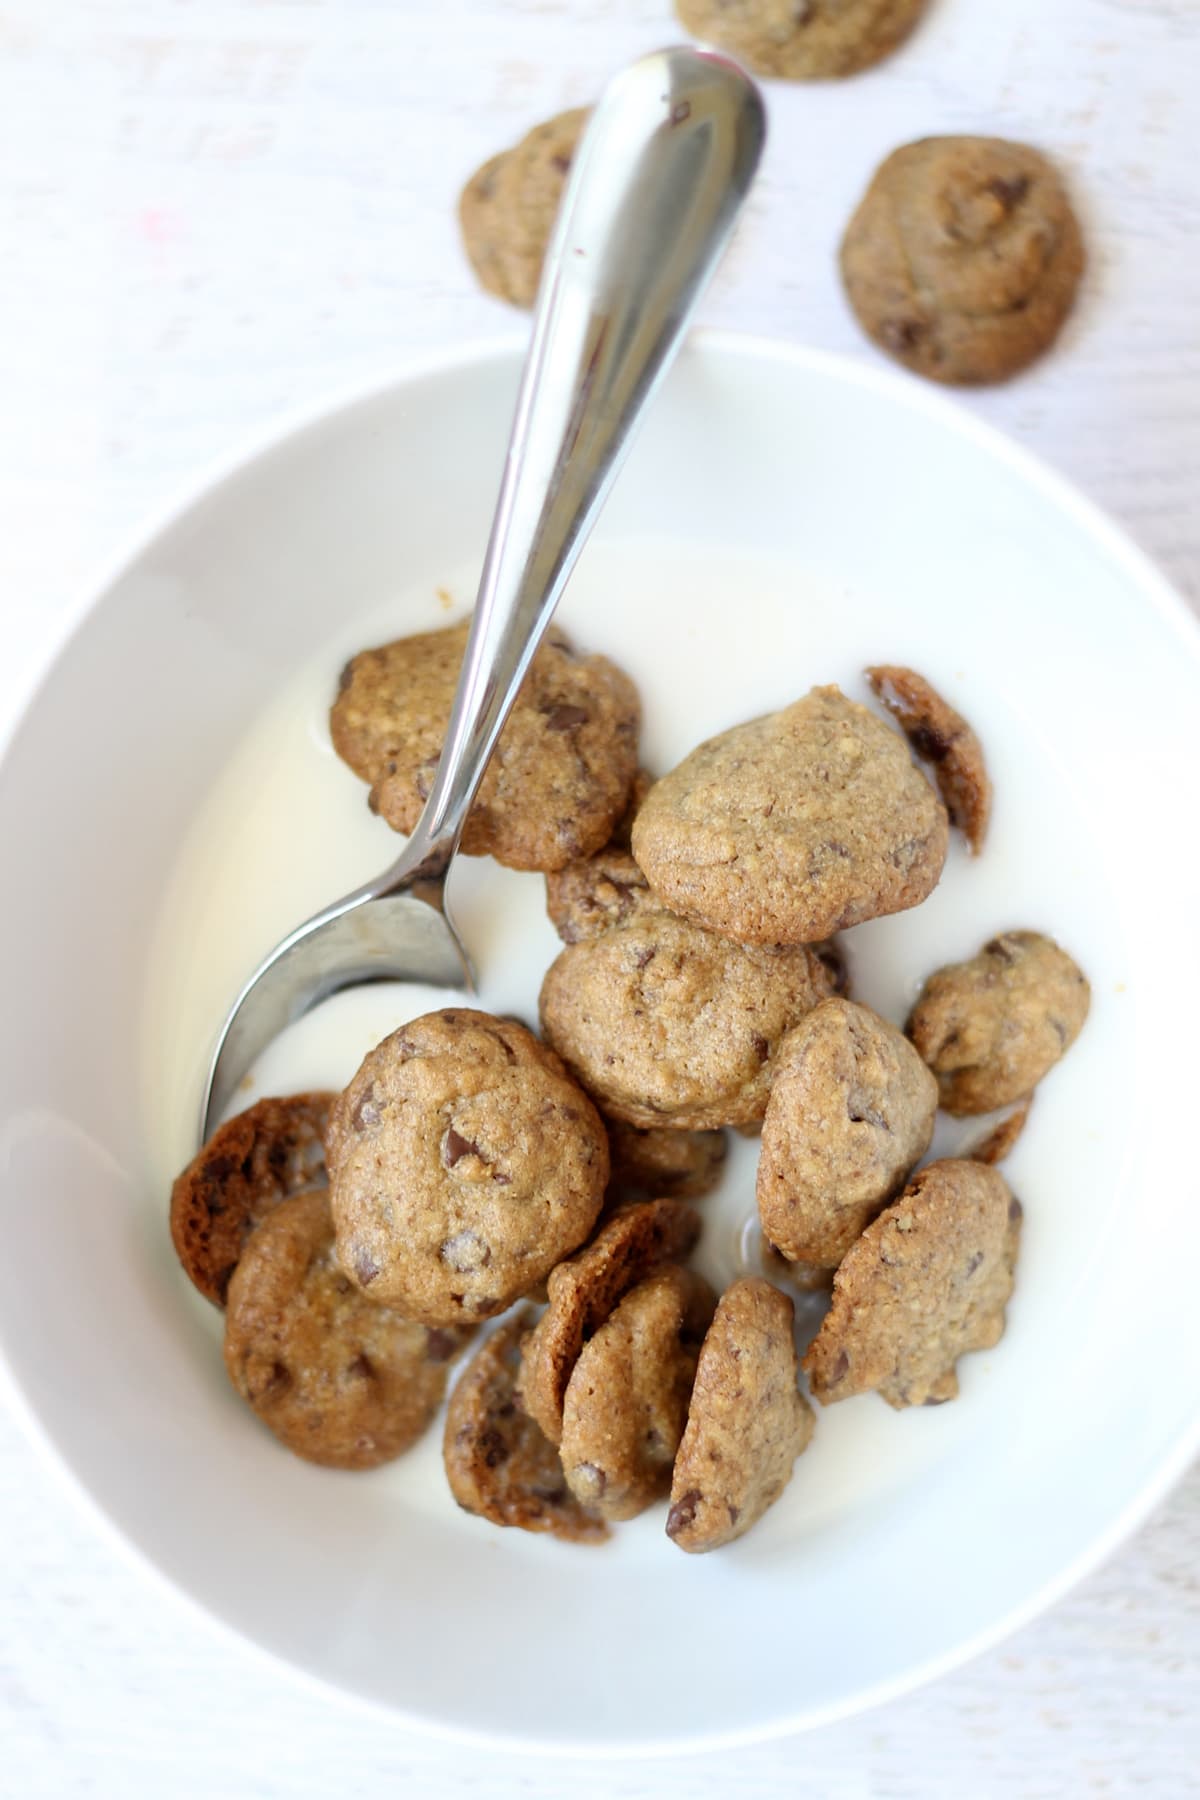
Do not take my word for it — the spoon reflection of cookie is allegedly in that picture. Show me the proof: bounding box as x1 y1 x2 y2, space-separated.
840 136 1085 385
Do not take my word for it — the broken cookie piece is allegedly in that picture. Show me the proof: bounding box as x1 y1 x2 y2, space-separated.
561 1265 716 1521
866 664 992 853
668 1278 814 1553
908 931 1090 1115
968 1099 1032 1167
803 1159 1021 1409
443 1308 608 1543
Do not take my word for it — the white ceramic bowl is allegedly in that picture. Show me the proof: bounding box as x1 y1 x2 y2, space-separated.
1 338 1198 1755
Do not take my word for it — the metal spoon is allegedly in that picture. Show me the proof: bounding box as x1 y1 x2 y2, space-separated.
200 45 765 1142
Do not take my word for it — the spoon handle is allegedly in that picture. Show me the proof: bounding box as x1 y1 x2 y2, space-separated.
385 46 765 886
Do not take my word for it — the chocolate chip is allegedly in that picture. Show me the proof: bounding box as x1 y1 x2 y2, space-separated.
829 1348 850 1384
253 1359 292 1402
726 1502 740 1526
352 1085 380 1133
353 1248 380 1286
923 1393 951 1407
1008 1196 1024 1223
666 1488 701 1537
908 723 952 764
985 936 1020 963
543 703 589 732
550 153 571 175
987 174 1030 208
337 659 355 693
345 1352 374 1381
443 1126 483 1168
965 1251 984 1277
880 317 926 353
424 1328 458 1363
752 1034 770 1063
634 946 657 970
478 1426 510 1469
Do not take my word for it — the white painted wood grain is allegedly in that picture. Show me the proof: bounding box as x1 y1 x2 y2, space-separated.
0 0 1197 1793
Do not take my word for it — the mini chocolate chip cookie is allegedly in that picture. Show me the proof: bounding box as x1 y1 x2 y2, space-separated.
668 1278 814 1552
757 999 938 1267
223 1190 471 1469
840 137 1085 385
332 620 639 873
460 109 587 309
443 1308 608 1543
865 665 992 853
540 906 841 1130
170 1093 333 1306
327 1009 608 1325
606 1119 728 1204
803 1159 1021 1409
518 1199 702 1444
908 931 1090 1115
545 844 655 946
561 1265 716 1521
675 0 928 80
631 685 948 947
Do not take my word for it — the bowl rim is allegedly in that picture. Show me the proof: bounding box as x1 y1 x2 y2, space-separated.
1 331 1198 1758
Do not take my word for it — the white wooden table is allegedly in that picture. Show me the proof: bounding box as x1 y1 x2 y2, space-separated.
1 2 1197 1794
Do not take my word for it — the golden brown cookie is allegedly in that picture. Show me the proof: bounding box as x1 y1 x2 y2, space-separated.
459 109 587 309
458 151 514 304
631 686 948 946
675 0 927 79
561 1265 716 1521
223 1190 471 1469
757 999 938 1267
606 1119 727 1204
667 1278 814 1552
170 1093 333 1307
443 1308 608 1543
518 1199 702 1444
840 137 1085 385
540 907 841 1130
327 1009 608 1325
803 1159 1021 1409
866 665 992 853
331 620 639 873
968 1099 1032 1167
544 844 655 945
908 931 1090 1115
